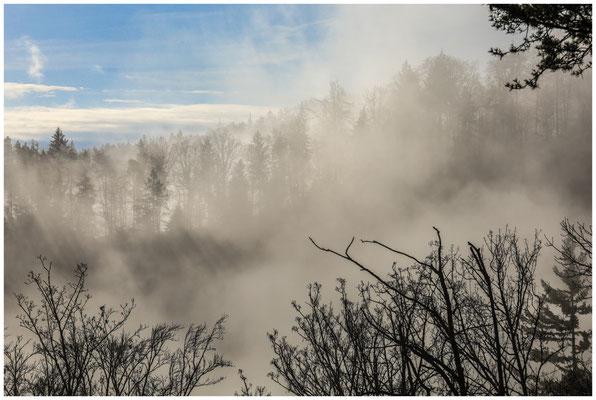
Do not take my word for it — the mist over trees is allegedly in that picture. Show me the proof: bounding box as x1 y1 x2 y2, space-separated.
4 52 591 245
5 221 591 395
4 44 592 396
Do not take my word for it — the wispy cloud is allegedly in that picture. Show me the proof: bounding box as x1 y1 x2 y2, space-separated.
104 98 143 104
178 90 224 95
23 37 45 81
58 98 77 109
5 82 79 99
5 103 275 141
104 87 224 95
93 64 104 74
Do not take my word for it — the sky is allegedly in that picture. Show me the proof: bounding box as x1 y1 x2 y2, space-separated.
5 4 514 146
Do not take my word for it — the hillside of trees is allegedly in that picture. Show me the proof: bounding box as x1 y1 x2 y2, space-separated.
5 52 591 242
4 50 592 396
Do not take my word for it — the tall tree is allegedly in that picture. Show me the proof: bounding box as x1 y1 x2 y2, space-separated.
534 219 592 395
538 271 591 375
5 137 17 225
320 81 352 136
421 52 480 140
196 135 216 226
144 167 168 233
170 131 197 220
388 60 423 139
47 127 69 158
94 146 126 235
226 160 251 224
285 107 311 207
246 131 269 215
46 128 77 221
74 171 95 235
212 127 240 202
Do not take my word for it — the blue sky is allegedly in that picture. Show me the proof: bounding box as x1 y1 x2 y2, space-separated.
5 4 513 145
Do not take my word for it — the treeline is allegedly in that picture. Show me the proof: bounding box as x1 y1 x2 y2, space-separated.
4 220 591 395
4 52 592 239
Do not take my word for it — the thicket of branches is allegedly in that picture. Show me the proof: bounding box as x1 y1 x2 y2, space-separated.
4 257 231 396
269 220 592 396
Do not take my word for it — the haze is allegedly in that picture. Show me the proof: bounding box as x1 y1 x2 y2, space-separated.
4 4 592 396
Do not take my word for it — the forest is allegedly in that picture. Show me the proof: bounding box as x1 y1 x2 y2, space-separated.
3 4 593 397
5 52 591 241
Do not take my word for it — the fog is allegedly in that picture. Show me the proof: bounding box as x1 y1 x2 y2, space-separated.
4 10 592 395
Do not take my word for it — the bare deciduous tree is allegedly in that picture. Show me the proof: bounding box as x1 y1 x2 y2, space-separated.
5 256 231 396
235 369 270 396
271 228 558 395
546 218 592 287
269 280 420 395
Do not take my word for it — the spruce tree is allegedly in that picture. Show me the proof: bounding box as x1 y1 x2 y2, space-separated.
228 159 251 221
75 172 95 234
247 131 269 214
48 127 69 157
145 167 168 233
536 233 591 394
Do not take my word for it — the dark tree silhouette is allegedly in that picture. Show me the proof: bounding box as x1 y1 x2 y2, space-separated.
4 257 231 396
534 219 592 395
268 280 422 395
537 273 591 380
74 171 95 235
270 227 583 395
235 369 270 396
4 337 36 396
489 4 592 89
47 127 75 159
145 167 168 232
546 218 592 287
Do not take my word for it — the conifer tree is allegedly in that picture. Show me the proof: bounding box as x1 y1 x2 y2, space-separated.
197 135 216 225
247 131 269 214
535 223 592 395
74 171 95 235
227 159 251 221
145 167 168 232
539 264 591 373
48 127 69 157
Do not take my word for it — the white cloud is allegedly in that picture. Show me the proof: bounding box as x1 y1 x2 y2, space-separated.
93 64 104 74
104 87 224 95
23 37 45 81
104 99 143 104
58 98 77 109
178 90 224 95
4 103 275 141
5 82 79 99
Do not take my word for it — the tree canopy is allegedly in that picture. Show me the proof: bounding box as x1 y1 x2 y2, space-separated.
489 4 592 89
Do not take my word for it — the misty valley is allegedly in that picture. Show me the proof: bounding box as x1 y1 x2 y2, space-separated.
3 4 592 397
